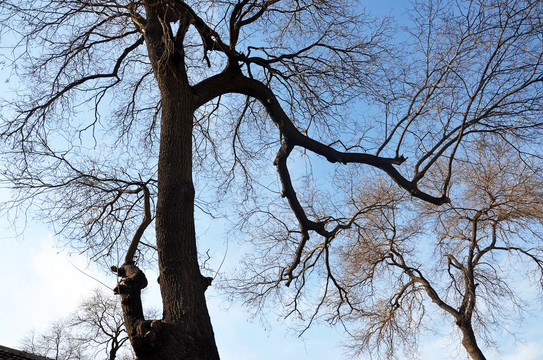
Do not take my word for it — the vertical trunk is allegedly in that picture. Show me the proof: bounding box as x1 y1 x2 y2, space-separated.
118 6 220 359
117 81 220 360
457 320 486 360
153 76 219 360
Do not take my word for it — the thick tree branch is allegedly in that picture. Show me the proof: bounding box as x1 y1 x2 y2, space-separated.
193 69 449 205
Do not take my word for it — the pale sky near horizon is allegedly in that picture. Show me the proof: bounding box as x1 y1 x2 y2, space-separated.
2 1 543 359
2 204 543 360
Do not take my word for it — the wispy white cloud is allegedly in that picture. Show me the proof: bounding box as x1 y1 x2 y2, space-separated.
502 343 543 360
0 228 110 348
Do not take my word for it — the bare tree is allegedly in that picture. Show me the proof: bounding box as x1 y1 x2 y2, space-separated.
329 139 543 360
22 321 85 360
21 289 133 360
72 289 133 360
0 0 541 359
228 0 543 359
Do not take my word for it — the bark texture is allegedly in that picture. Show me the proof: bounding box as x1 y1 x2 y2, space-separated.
116 3 220 359
457 319 486 360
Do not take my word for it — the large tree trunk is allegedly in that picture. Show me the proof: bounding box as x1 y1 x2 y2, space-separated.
115 4 220 359
457 319 486 360
115 83 220 359
150 79 219 360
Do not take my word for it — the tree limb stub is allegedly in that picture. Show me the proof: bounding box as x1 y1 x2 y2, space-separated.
111 264 163 356
106 182 160 355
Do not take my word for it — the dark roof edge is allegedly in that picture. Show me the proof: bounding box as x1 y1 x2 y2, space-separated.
0 345 53 360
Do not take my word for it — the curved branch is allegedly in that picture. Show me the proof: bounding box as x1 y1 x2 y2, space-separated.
192 69 450 205
124 184 152 265
193 69 448 284
274 141 328 285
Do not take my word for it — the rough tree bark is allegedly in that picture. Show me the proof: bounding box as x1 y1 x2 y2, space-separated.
457 319 486 360
113 4 220 359
456 318 486 360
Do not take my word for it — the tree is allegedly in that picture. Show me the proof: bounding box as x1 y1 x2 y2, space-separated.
0 1 541 360
22 321 85 360
228 1 543 359
21 289 133 360
422 141 543 360
329 140 543 360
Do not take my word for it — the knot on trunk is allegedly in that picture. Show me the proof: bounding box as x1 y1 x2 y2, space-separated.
131 320 164 355
112 264 148 295
201 275 213 291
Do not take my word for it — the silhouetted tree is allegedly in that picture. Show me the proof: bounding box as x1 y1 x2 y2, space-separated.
22 289 133 360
